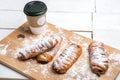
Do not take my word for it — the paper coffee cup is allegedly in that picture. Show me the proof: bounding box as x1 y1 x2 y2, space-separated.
23 1 47 34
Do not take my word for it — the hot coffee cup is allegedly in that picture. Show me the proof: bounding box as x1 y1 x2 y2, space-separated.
24 1 47 34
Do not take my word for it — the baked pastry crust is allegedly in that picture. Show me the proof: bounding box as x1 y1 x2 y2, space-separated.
17 34 58 60
88 41 108 76
36 35 63 64
52 44 82 74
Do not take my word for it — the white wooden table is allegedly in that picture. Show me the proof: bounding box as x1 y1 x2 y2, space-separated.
0 0 120 80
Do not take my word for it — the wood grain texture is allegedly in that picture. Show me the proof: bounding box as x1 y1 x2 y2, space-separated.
0 22 120 80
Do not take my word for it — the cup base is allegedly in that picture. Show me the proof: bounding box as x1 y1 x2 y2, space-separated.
30 26 44 35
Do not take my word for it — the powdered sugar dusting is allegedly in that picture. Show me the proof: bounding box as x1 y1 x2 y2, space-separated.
62 43 97 80
23 60 50 78
18 34 59 60
39 64 50 78
22 24 53 47
109 52 120 65
0 44 9 55
89 42 108 71
53 44 81 73
23 60 39 74
70 33 83 45
91 47 108 67
41 67 48 75
106 65 113 76
105 52 120 77
82 43 89 54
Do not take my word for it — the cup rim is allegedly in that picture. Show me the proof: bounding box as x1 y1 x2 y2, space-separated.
24 1 47 16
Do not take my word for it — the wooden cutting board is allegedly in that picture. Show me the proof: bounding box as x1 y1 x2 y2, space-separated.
0 22 120 80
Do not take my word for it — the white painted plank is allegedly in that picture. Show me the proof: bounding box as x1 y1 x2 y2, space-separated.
93 13 120 30
45 0 95 12
0 0 32 11
116 72 120 80
96 0 120 13
47 12 92 31
73 32 92 39
0 64 27 79
0 0 95 13
0 29 14 40
0 10 92 30
0 11 26 28
93 29 120 50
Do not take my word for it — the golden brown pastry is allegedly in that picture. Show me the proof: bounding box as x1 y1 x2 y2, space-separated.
88 41 108 76
17 34 58 60
52 44 82 74
36 35 63 64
